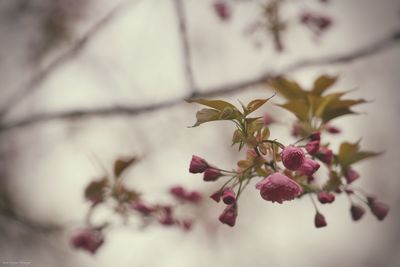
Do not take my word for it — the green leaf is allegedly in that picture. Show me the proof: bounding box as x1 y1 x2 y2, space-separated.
268 76 306 100
85 177 109 203
114 157 138 178
186 99 237 111
312 75 337 96
191 108 221 127
323 171 342 191
337 141 381 167
278 99 309 121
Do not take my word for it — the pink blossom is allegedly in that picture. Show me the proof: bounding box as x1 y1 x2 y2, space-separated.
314 212 327 228
71 229 104 254
281 145 305 171
306 140 320 155
344 167 359 184
255 172 303 204
318 147 333 164
159 206 175 226
222 189 236 205
180 219 193 231
369 200 390 221
291 123 302 137
317 192 335 204
219 204 237 227
203 168 222 181
189 155 208 173
298 158 320 176
350 205 366 221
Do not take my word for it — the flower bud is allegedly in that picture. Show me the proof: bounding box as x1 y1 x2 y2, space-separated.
314 212 327 228
309 131 321 141
213 1 231 21
180 219 193 231
350 204 366 221
186 191 202 203
344 167 359 184
369 200 390 221
318 147 333 164
298 158 320 176
189 155 208 173
291 123 302 137
306 140 320 155
262 113 275 126
281 145 305 171
219 204 237 227
326 125 341 134
317 192 335 204
222 189 236 205
256 172 303 204
131 201 154 215
203 168 222 181
71 229 104 254
169 185 186 199
210 191 222 202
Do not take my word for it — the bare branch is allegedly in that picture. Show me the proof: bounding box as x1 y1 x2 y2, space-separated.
173 0 197 93
0 0 135 121
1 28 399 132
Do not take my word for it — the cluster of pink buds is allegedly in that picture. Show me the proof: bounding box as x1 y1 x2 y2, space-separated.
188 92 390 229
71 158 202 254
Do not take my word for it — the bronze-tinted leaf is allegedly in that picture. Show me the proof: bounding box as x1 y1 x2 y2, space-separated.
85 177 109 203
114 157 138 178
338 141 381 167
186 99 237 111
191 108 221 127
246 95 274 115
232 129 244 145
268 76 306 100
312 75 337 96
278 99 309 121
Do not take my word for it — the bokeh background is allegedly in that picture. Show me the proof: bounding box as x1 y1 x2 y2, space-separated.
1 0 400 266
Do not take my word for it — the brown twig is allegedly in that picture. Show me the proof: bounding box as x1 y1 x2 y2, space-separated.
0 0 135 121
0 29 399 132
173 0 196 94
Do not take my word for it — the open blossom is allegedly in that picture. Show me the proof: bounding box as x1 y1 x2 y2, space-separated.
255 172 303 204
318 147 333 164
314 212 327 228
306 140 320 155
350 204 366 221
344 167 359 184
203 168 222 181
298 158 320 176
281 145 305 171
189 155 208 173
368 200 390 221
317 192 335 204
71 229 104 254
219 204 237 227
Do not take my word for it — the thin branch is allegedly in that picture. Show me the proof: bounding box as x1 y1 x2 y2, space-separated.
1 28 399 132
173 0 197 93
0 0 134 121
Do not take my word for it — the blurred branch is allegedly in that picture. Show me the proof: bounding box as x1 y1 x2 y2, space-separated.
0 0 134 121
173 0 197 94
0 28 399 131
0 195 63 234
